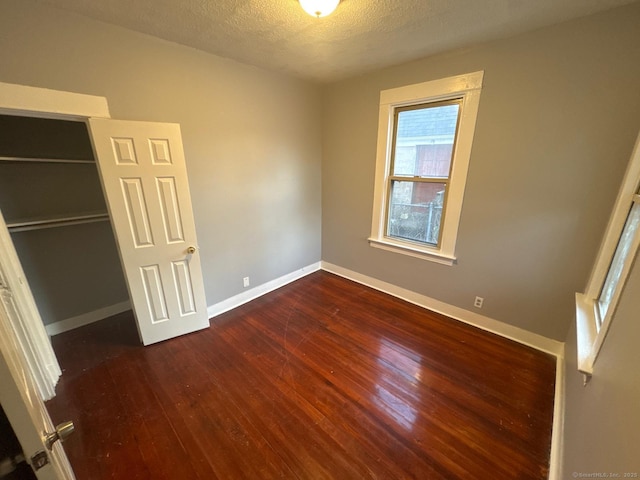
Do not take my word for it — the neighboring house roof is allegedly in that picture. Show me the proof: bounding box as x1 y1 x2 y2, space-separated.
397 105 459 140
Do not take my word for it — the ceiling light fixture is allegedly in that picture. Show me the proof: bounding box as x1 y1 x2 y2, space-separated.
299 0 340 18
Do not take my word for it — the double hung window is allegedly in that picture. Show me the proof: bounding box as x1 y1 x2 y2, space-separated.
387 100 461 247
369 72 483 265
576 132 640 375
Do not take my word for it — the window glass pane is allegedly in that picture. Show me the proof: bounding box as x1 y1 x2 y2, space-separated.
392 104 460 178
597 202 640 326
387 180 446 245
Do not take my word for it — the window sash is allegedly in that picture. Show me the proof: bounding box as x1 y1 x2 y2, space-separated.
385 179 449 246
389 99 461 180
383 99 462 249
595 193 640 329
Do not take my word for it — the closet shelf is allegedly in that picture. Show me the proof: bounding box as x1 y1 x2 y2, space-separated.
7 211 110 233
0 155 95 164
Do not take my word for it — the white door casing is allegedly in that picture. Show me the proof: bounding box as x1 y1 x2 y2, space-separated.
88 119 209 345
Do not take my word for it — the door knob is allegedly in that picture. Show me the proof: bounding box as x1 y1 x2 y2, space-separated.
186 246 197 254
44 421 74 450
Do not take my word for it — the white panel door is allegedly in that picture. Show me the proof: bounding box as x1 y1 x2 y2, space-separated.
88 119 209 345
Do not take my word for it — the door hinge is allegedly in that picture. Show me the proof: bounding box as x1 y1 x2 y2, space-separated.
30 450 49 471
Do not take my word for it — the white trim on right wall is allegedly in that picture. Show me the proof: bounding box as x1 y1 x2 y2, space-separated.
549 352 565 480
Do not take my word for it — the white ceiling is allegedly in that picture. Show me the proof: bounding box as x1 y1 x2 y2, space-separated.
37 0 638 83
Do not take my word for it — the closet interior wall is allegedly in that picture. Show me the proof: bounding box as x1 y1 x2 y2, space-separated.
0 114 129 330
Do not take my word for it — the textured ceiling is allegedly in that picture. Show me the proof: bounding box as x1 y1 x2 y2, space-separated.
36 0 639 83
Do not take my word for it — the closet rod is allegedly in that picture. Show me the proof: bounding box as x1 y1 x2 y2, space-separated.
0 156 95 164
7 212 110 233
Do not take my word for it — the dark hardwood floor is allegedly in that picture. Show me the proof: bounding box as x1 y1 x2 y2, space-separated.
46 271 556 479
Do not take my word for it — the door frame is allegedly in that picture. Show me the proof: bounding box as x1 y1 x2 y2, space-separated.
0 81 111 398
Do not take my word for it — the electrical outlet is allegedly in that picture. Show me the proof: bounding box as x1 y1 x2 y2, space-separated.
474 296 484 308
243 277 250 288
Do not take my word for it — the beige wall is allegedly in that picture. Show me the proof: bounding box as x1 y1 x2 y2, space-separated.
562 256 640 474
0 0 322 314
321 2 640 340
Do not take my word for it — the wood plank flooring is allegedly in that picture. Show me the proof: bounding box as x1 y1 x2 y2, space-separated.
46 271 556 479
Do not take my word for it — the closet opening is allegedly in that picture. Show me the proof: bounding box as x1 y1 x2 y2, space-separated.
0 113 133 355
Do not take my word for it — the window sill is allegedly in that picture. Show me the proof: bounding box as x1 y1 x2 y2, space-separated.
575 292 597 377
368 237 456 266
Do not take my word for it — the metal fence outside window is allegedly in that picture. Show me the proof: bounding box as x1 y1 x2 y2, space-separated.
388 201 442 245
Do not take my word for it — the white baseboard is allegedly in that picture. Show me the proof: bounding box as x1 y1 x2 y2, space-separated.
45 300 131 336
548 349 565 480
207 262 322 319
321 261 564 357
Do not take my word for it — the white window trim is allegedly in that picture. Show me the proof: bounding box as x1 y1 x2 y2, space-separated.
576 131 640 377
369 71 484 265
